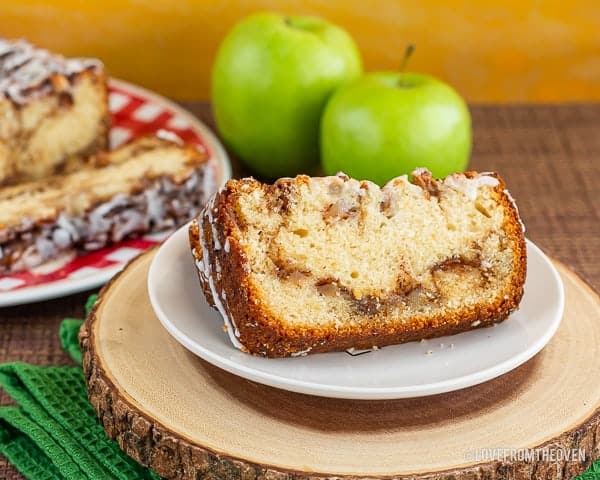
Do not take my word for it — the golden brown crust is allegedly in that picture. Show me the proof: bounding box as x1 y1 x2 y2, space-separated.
190 173 527 358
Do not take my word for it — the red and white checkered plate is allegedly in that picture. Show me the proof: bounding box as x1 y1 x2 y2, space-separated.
0 79 231 307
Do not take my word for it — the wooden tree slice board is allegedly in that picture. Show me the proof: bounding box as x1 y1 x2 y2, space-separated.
80 249 600 480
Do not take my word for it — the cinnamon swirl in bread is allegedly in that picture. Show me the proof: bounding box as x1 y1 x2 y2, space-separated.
190 169 526 357
0 38 109 185
0 136 216 273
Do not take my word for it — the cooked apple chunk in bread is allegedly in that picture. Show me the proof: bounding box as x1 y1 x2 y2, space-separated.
190 169 526 357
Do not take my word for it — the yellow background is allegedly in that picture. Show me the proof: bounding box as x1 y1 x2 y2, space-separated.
1 0 599 102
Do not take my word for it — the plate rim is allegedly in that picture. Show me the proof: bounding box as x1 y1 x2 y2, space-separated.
0 264 123 308
148 225 565 400
0 78 232 308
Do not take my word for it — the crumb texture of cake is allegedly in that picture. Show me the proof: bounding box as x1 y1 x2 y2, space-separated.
190 169 527 358
0 38 109 185
0 136 216 273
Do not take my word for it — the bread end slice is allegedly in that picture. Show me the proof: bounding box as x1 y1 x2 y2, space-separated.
0 135 214 273
190 169 526 358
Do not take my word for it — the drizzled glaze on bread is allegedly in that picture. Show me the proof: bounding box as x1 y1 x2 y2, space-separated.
190 169 527 358
0 136 215 272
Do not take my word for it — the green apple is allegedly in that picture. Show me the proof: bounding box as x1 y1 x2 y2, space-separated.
320 72 472 185
212 12 362 178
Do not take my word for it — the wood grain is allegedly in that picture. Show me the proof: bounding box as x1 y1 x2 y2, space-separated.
80 248 600 479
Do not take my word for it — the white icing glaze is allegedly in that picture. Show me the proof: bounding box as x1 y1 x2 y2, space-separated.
155 129 184 146
196 207 243 349
56 213 80 241
412 167 430 176
309 172 369 199
0 39 103 105
0 41 13 57
223 238 230 253
35 237 54 258
443 174 500 200
2 169 212 273
207 273 243 346
51 228 71 248
386 174 424 196
201 162 216 205
195 258 205 274
380 175 424 217
291 347 312 357
112 209 146 242
503 188 526 232
145 188 165 225
196 216 211 279
206 195 221 250
346 347 376 355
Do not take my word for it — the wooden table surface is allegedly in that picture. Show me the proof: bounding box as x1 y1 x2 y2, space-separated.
0 102 599 479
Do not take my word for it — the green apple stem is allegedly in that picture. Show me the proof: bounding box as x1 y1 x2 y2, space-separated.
398 44 415 87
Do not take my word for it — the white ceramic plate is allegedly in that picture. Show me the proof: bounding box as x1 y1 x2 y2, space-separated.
0 79 231 308
148 225 564 400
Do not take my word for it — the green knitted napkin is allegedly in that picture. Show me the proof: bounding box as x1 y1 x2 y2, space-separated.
581 465 600 480
0 294 598 479
0 295 159 480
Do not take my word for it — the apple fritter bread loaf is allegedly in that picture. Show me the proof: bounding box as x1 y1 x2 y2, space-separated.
190 169 526 357
0 38 109 185
0 136 216 273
